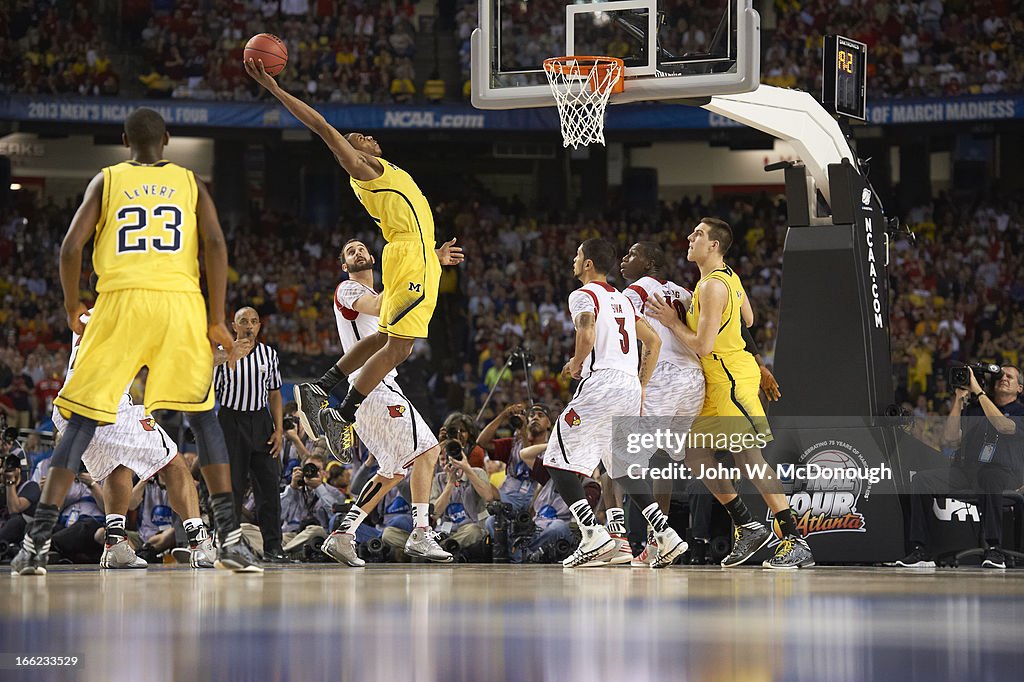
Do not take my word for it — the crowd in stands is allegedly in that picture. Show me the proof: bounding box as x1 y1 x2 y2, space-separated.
135 0 421 103
769 0 1024 97
0 1 120 96
3 1 1023 103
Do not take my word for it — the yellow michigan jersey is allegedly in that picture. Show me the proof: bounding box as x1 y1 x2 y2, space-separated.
94 161 201 293
350 158 435 247
687 263 771 440
54 160 214 424
350 158 441 339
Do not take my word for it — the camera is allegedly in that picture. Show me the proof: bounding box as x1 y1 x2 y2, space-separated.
445 440 464 461
3 454 21 473
507 345 535 368
949 362 1003 390
302 462 320 479
487 501 535 563
2 426 19 445
282 416 299 432
508 414 525 430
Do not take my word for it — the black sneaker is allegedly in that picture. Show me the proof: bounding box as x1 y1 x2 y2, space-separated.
763 535 815 569
721 523 773 568
215 530 264 573
320 407 356 463
982 547 1006 569
10 536 50 576
294 383 329 439
895 546 936 568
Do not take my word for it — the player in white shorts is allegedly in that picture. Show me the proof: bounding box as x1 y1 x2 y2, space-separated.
620 242 706 565
543 238 687 568
52 311 216 569
316 239 453 566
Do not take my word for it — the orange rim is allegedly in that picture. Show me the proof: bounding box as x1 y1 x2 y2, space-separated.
543 56 625 94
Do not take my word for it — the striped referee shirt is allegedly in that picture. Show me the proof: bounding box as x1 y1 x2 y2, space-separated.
214 342 282 412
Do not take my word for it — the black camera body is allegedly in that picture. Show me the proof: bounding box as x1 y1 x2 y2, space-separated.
282 416 299 432
949 362 1003 390
3 453 21 473
487 501 536 563
508 414 525 430
301 462 320 479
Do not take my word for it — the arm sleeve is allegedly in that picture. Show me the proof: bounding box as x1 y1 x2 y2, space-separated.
269 347 282 391
741 325 760 356
568 289 597 322
335 280 370 311
19 481 40 508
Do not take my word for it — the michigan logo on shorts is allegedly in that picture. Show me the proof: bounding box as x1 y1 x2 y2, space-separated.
565 409 581 427
408 282 422 293
139 417 157 432
387 405 406 418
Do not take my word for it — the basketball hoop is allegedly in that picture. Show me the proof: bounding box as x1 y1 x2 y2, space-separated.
543 56 624 149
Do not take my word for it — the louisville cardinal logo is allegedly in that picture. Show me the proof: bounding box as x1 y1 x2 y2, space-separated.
565 409 581 427
139 417 156 432
387 405 406 418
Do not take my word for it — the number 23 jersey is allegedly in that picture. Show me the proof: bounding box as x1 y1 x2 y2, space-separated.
93 160 201 293
568 281 640 380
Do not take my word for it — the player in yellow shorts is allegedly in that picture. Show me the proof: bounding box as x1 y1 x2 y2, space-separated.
12 109 260 575
647 217 814 570
245 58 464 460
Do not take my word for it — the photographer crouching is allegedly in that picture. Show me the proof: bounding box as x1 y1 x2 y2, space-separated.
898 363 1024 569
2 437 39 559
382 414 498 561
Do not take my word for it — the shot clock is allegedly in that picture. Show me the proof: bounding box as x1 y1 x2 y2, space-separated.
823 34 867 120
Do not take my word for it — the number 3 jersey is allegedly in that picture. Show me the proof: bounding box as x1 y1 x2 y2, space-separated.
93 161 201 293
567 281 640 380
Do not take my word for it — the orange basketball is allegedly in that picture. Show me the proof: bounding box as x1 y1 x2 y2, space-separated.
244 33 288 76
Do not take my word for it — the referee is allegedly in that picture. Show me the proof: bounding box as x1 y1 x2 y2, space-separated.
215 307 286 562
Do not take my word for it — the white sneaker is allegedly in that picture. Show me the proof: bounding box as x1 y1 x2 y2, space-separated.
602 534 634 566
631 532 658 568
651 527 687 568
100 537 148 569
563 526 616 568
404 528 454 563
191 536 217 568
322 532 366 567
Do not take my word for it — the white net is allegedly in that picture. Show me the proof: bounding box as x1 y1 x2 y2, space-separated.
543 57 623 149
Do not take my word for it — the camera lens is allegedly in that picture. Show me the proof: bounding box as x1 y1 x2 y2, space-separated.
509 415 524 430
445 440 464 461
302 463 319 478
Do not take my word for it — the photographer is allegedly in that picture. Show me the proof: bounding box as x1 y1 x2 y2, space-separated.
477 403 553 514
382 416 498 559
1 453 40 552
279 458 346 554
898 364 1024 569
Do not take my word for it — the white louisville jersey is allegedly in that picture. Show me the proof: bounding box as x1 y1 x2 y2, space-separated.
568 281 640 379
623 276 701 371
334 279 397 383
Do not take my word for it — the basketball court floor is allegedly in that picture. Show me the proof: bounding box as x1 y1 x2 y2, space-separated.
2 564 1023 681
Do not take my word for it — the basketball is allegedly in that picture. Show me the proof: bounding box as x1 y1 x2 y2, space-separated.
243 33 288 76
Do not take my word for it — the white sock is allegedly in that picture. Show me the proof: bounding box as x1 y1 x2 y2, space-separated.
606 507 626 535
105 514 126 543
412 503 430 529
337 505 367 535
184 517 204 544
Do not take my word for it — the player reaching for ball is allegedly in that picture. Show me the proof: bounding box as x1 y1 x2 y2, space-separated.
244 57 464 461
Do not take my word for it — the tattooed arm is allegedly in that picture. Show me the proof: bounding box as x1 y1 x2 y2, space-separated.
633 317 662 389
562 312 597 379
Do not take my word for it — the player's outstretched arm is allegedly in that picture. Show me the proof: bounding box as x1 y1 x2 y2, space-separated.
634 317 662 389
244 58 382 181
59 172 104 335
195 179 232 355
